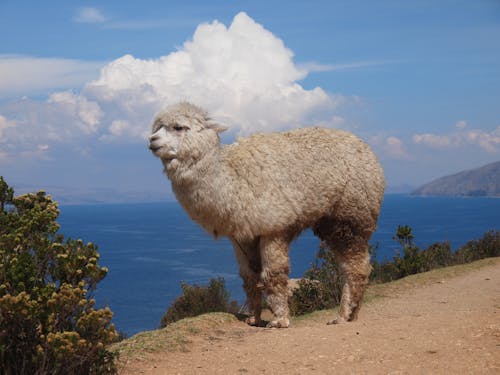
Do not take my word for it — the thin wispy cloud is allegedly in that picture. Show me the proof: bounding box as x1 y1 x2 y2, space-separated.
300 60 407 73
73 6 198 31
413 121 500 154
384 136 412 160
103 18 200 31
369 134 413 160
74 7 107 23
0 55 104 98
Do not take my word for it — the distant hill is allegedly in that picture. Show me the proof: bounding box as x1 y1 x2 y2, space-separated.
412 161 500 197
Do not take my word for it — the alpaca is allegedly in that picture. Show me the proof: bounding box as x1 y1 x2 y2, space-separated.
149 102 385 328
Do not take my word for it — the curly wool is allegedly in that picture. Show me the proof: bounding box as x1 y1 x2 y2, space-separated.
150 102 385 328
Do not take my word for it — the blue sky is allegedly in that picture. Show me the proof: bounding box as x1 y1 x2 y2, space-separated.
1 1 499 202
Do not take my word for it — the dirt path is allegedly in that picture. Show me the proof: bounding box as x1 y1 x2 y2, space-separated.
119 260 500 374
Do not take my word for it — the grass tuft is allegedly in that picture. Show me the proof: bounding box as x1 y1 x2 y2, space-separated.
112 312 237 361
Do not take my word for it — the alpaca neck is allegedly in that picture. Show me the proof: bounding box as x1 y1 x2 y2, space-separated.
169 145 237 236
168 145 224 186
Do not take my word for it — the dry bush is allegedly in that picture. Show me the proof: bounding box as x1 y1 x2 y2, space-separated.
161 277 238 327
0 177 118 375
289 242 343 316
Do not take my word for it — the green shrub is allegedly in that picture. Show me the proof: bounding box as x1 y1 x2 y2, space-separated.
421 242 455 270
293 225 500 315
370 244 400 283
380 226 454 280
161 277 238 327
289 278 330 316
0 177 118 375
393 245 426 277
289 242 343 316
371 227 500 284
455 230 500 263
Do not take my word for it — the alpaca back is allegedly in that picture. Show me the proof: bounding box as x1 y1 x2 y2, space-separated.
190 127 385 239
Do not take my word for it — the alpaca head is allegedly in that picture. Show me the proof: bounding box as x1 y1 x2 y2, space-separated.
149 102 227 172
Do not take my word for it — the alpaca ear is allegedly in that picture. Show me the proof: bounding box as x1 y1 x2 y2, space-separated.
206 122 228 134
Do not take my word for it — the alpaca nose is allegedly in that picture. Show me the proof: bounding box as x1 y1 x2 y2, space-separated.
149 133 161 152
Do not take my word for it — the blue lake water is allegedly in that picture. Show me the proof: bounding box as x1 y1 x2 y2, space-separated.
57 195 500 335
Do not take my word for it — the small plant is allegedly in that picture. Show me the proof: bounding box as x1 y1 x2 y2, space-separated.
289 242 343 316
394 225 415 249
161 277 238 327
293 225 500 315
455 230 500 263
370 242 400 282
0 177 118 375
421 242 455 270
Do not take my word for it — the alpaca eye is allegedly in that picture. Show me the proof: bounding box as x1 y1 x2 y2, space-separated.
173 125 187 132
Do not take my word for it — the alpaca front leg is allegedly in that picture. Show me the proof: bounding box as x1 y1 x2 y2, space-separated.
242 274 264 327
260 235 291 328
231 238 263 326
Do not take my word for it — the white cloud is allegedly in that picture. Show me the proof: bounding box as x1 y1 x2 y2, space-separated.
108 120 130 136
413 122 500 153
0 114 16 139
103 18 197 30
468 127 500 153
314 115 346 129
0 55 104 98
299 59 406 73
0 12 346 160
0 93 102 156
455 120 467 129
73 6 195 30
412 133 453 148
87 12 334 136
74 7 107 23
368 135 412 160
0 112 51 163
0 150 8 162
384 136 411 159
47 91 102 134
99 119 147 142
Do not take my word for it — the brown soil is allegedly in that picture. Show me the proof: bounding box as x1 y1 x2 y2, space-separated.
117 259 500 374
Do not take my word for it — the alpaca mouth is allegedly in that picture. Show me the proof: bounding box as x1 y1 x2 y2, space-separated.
149 144 161 152
163 156 176 163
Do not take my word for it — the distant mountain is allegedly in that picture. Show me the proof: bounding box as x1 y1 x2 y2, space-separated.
412 161 500 197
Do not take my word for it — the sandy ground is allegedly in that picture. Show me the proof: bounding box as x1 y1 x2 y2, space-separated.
119 260 500 374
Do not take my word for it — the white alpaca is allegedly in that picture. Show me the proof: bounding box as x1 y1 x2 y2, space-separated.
149 102 385 328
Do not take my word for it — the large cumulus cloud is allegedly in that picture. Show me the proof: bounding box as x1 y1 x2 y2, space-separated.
0 12 336 161
87 12 334 136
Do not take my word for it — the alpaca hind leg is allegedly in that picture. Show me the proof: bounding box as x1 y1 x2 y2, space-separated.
328 241 371 324
231 238 263 326
324 226 372 325
260 235 291 328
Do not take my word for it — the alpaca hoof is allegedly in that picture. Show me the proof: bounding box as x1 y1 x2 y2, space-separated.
266 318 290 328
245 316 262 327
327 317 347 325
